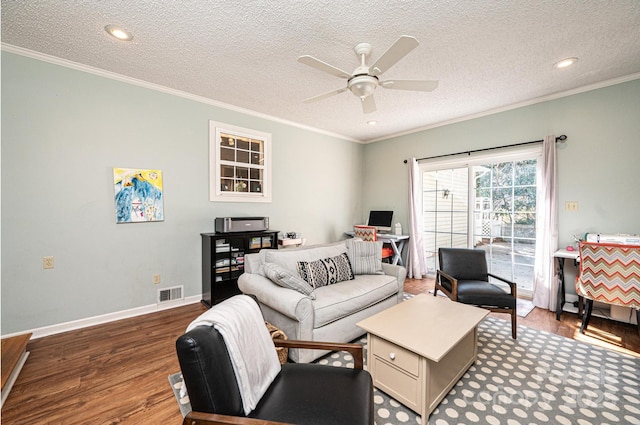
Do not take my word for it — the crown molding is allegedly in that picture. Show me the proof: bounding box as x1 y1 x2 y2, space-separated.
1 43 361 144
5 43 638 146
365 72 640 143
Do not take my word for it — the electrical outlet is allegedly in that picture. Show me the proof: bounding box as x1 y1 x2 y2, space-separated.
565 201 579 212
43 256 54 269
152 274 161 284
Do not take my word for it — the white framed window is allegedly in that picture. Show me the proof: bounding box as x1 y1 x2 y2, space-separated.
209 121 272 203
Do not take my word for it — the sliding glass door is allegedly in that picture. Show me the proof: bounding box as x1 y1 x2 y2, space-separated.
421 148 540 294
422 167 469 272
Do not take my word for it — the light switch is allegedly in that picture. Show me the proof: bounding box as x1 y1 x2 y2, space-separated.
565 201 578 212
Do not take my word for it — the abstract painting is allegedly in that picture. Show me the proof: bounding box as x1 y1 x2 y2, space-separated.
113 168 164 223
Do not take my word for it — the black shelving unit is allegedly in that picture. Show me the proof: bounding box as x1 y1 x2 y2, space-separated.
201 230 279 307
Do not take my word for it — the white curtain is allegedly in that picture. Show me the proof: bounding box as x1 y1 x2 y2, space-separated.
533 135 559 310
407 158 428 278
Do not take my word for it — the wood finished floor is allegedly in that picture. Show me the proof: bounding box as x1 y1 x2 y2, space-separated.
2 278 639 424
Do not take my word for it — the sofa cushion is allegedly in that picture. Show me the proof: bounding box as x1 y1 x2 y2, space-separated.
297 253 354 288
346 239 384 275
312 274 399 328
245 252 266 276
263 262 315 299
263 243 348 273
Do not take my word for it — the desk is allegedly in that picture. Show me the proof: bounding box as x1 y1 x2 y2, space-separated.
345 232 409 266
554 249 580 320
378 234 409 266
278 238 303 248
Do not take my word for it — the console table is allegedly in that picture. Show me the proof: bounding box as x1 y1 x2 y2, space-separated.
554 248 580 320
377 234 409 266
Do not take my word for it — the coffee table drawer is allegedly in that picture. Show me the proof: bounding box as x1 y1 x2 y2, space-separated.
370 335 419 376
372 355 421 411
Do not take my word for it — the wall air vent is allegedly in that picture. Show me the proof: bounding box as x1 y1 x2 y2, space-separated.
157 285 183 304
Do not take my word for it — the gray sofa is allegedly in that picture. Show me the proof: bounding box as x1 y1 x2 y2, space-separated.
238 240 406 363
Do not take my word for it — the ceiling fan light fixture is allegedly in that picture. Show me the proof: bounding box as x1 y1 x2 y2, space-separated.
105 25 133 41
298 36 438 114
348 75 378 99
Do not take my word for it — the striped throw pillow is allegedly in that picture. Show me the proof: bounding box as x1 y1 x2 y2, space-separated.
263 262 315 299
346 238 384 275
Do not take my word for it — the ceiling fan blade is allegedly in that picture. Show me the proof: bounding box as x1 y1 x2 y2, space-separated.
361 95 376 114
298 55 352 79
303 87 348 104
369 35 420 76
381 79 439 92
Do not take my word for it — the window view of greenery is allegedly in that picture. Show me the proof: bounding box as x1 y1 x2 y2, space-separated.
474 159 537 291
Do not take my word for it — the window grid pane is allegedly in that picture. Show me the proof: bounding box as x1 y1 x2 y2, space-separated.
219 132 265 194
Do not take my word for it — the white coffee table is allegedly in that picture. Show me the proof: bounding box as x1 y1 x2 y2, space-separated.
357 294 489 417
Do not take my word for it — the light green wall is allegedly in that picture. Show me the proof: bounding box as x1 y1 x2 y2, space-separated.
363 79 640 243
3 49 638 335
1 52 363 334
362 78 640 286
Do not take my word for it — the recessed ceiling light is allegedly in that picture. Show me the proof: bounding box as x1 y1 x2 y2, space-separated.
553 57 578 69
105 25 133 41
367 120 377 126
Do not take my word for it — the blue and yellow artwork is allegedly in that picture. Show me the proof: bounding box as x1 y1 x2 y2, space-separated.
113 168 164 223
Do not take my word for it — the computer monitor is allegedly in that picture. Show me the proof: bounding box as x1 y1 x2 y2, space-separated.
367 210 393 233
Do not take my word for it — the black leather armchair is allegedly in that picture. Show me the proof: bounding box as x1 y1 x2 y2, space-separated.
436 248 518 339
176 319 373 425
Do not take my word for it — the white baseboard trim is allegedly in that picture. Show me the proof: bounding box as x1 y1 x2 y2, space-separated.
1 295 202 340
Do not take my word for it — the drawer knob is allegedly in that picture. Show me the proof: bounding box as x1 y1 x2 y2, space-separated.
389 352 396 360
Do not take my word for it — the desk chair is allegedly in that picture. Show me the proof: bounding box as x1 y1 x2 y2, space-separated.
575 241 640 335
436 248 518 339
353 225 394 262
176 296 374 425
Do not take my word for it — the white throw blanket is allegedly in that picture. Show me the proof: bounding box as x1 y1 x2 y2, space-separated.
186 295 281 414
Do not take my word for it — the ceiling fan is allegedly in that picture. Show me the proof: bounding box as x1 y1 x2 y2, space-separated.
298 35 438 114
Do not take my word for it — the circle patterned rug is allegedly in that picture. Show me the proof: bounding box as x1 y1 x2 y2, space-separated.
169 297 640 424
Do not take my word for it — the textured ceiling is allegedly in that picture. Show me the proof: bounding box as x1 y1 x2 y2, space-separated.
2 1 640 142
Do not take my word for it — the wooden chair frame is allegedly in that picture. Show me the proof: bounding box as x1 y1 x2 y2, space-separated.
436 269 518 339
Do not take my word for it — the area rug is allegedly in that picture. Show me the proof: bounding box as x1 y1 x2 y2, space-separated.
169 298 640 424
516 298 535 317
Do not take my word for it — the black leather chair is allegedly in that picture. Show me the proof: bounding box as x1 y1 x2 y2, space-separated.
176 305 374 425
436 248 518 339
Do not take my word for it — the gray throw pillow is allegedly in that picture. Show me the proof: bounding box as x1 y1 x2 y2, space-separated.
263 262 315 299
346 238 384 275
297 253 355 288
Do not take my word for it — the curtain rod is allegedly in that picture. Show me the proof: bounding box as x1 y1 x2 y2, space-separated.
403 134 567 164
